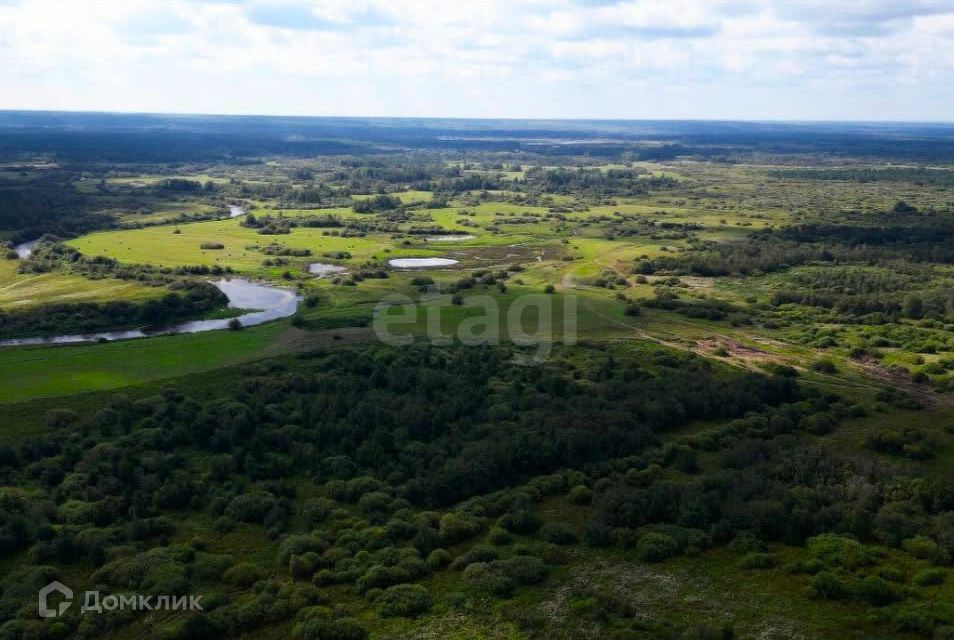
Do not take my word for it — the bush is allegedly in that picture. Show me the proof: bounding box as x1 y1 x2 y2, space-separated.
568 485 592 505
425 549 451 571
463 562 514 596
739 552 776 569
913 568 946 586
892 608 935 635
537 523 579 545
498 556 548 585
301 498 335 525
878 565 905 582
222 562 264 587
636 533 679 562
809 359 838 373
293 617 367 640
854 576 899 606
200 243 225 250
45 408 79 429
378 584 431 617
811 571 846 599
903 536 950 564
806 534 873 569
488 527 512 545
439 512 482 542
691 622 736 640
450 544 499 570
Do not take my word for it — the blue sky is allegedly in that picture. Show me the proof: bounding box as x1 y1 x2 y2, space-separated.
1 0 953 121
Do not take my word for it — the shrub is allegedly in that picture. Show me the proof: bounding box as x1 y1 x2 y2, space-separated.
913 568 945 586
222 562 264 587
691 622 736 640
498 556 548 585
903 536 950 564
45 409 79 429
450 544 499 570
568 485 592 505
378 584 431 617
636 533 679 562
811 571 846 599
728 532 767 554
463 562 514 596
425 549 451 571
809 359 838 373
806 534 873 569
892 608 935 634
739 552 776 569
439 512 482 542
488 527 512 545
854 576 899 606
568 596 607 621
878 565 905 582
293 617 367 640
537 523 579 545
301 498 335 525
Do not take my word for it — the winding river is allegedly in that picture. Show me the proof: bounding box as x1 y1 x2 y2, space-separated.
0 279 300 348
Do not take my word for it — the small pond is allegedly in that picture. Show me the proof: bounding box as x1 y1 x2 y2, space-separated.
388 257 460 269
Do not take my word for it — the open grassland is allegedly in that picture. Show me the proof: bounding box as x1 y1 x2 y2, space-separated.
13 160 954 415
67 218 396 271
0 321 292 405
113 200 220 224
0 259 160 308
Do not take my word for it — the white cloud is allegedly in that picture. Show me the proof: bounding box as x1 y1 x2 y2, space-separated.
0 0 952 120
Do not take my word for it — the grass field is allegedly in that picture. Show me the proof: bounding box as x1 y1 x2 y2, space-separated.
0 320 293 405
67 218 396 271
0 259 161 308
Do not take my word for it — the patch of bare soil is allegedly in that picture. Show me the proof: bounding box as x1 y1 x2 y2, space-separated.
448 244 559 268
696 337 790 366
854 357 951 407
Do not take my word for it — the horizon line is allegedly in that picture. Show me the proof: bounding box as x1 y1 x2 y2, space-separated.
1 108 953 127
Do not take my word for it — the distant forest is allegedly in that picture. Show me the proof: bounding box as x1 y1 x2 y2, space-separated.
2 112 954 162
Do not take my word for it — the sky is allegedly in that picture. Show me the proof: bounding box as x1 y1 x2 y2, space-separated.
1 0 953 121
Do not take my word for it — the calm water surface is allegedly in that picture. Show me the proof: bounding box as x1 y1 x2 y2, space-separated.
0 279 299 347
